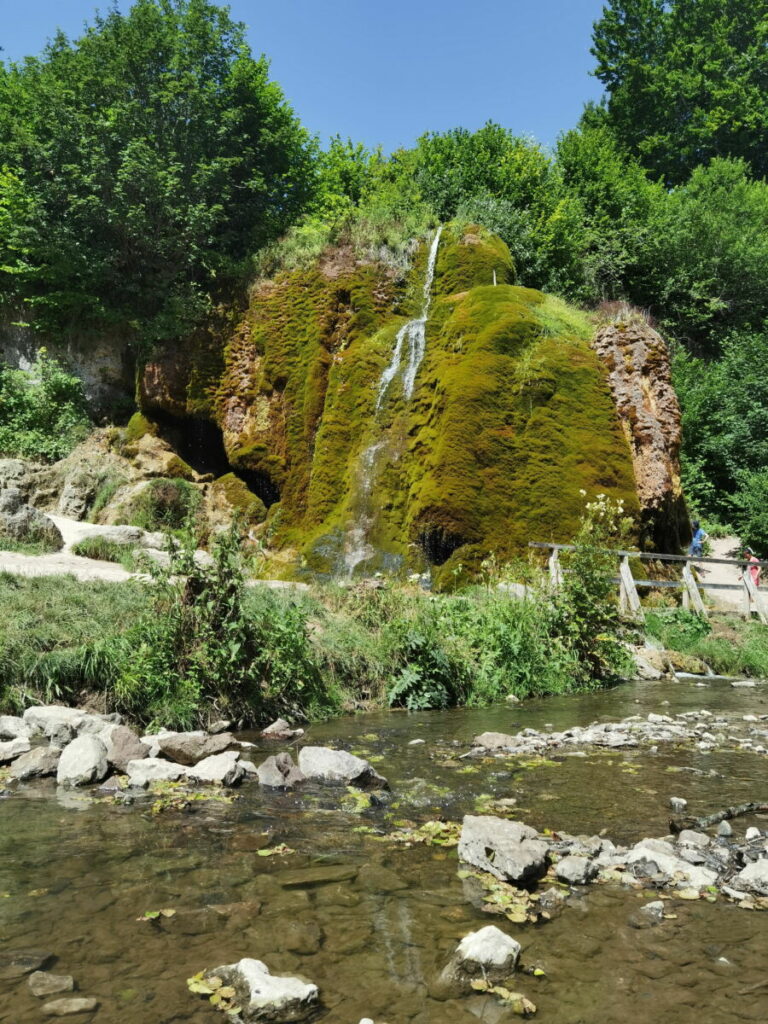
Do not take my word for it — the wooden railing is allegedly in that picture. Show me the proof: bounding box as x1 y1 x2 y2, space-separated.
528 542 768 624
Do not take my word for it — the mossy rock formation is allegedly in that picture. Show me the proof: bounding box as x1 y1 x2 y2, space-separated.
138 225 683 583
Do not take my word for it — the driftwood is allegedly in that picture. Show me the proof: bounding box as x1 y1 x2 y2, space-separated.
670 801 768 834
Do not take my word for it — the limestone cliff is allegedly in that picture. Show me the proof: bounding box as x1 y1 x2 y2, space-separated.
136 226 664 583
591 315 688 551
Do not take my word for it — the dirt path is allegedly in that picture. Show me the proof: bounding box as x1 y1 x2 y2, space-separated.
696 535 744 611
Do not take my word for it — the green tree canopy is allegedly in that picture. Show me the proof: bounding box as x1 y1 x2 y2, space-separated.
591 0 768 185
0 0 317 345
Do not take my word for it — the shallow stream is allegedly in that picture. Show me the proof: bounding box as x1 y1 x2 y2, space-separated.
2 678 767 1024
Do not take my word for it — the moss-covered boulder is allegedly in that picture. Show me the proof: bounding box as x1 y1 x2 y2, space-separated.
134 225 680 583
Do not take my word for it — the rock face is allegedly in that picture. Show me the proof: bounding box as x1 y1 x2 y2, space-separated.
56 736 108 788
297 747 388 790
458 815 549 883
591 316 688 550
135 226 641 583
0 488 64 549
207 958 318 1023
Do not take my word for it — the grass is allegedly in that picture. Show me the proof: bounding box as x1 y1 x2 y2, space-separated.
71 536 138 569
645 608 768 678
0 536 62 555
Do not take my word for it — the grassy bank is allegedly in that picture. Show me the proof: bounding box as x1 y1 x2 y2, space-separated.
645 609 768 678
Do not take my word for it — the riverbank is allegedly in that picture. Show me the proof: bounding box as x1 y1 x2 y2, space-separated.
1 679 767 1024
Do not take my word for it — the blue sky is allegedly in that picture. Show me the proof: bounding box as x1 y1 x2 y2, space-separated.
2 0 608 152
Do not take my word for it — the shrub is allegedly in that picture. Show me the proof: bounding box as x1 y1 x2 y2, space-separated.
0 350 90 462
129 478 202 532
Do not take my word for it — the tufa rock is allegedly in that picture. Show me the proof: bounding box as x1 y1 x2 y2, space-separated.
0 488 64 550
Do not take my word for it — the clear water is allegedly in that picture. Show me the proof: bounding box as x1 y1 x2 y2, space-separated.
2 677 767 1024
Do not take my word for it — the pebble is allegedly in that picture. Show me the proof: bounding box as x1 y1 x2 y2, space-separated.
717 820 733 837
408 739 425 746
41 997 98 1017
745 827 761 841
670 797 688 813
29 972 75 998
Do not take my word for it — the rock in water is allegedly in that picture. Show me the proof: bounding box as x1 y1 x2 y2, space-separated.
41 997 98 1016
555 855 598 885
103 725 149 772
0 737 31 763
203 958 318 1022
9 746 61 781
157 731 233 765
262 718 304 741
0 951 53 980
734 861 768 896
28 972 75 998
456 926 521 972
125 758 189 788
56 735 108 788
0 714 29 740
257 753 305 789
297 747 388 790
190 751 243 786
458 815 549 884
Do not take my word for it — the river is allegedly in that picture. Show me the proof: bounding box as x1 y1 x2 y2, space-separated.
1 677 766 1023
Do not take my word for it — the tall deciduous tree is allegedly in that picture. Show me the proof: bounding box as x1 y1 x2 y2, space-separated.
0 0 317 345
591 0 768 184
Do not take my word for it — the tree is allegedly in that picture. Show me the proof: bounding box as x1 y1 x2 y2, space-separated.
591 0 768 185
0 0 317 346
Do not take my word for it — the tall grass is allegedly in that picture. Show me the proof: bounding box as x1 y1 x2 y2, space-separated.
645 608 768 678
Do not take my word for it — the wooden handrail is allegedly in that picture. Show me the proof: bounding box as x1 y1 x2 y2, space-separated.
528 541 768 569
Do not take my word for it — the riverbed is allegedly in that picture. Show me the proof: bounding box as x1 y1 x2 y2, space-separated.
2 678 767 1024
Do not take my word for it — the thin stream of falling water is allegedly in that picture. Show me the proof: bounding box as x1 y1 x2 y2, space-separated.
343 227 442 576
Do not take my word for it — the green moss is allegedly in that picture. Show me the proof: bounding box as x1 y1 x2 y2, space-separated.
124 413 157 444
212 473 267 525
432 224 516 298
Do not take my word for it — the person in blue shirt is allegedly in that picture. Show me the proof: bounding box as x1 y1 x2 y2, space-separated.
689 520 708 557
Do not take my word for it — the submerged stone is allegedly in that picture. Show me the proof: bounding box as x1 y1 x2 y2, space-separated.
204 958 318 1022
41 997 98 1016
297 746 388 790
29 972 75 998
458 815 549 884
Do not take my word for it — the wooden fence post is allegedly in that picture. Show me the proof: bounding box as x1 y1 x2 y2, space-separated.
682 561 708 618
619 555 644 621
548 548 562 588
743 570 768 625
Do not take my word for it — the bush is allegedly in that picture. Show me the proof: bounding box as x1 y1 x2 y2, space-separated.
129 478 202 532
0 350 90 462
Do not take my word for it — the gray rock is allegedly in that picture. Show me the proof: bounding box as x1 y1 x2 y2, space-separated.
473 732 517 750
209 719 233 735
103 726 148 773
262 718 305 740
41 997 98 1016
8 746 61 780
0 736 31 763
731 680 757 688
28 972 75 998
634 655 663 680
555 855 598 885
625 839 718 889
669 797 688 813
157 730 233 766
0 714 28 740
458 815 549 884
640 900 665 921
205 958 318 1022
56 735 108 788
23 706 100 747
717 820 733 837
125 757 190 788
139 729 174 757
190 751 243 786
745 827 761 841
297 746 388 790
678 830 710 849
0 458 32 493
734 860 768 896
0 488 63 549
257 753 305 789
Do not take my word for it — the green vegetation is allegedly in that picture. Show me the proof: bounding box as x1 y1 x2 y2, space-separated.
645 609 768 680
0 0 316 347
0 350 90 462
0 536 62 555
128 478 202 533
70 536 135 567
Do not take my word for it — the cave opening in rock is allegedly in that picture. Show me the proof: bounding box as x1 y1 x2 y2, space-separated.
418 525 465 566
153 412 280 507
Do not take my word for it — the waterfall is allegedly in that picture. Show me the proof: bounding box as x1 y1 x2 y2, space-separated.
376 225 442 409
343 227 442 576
